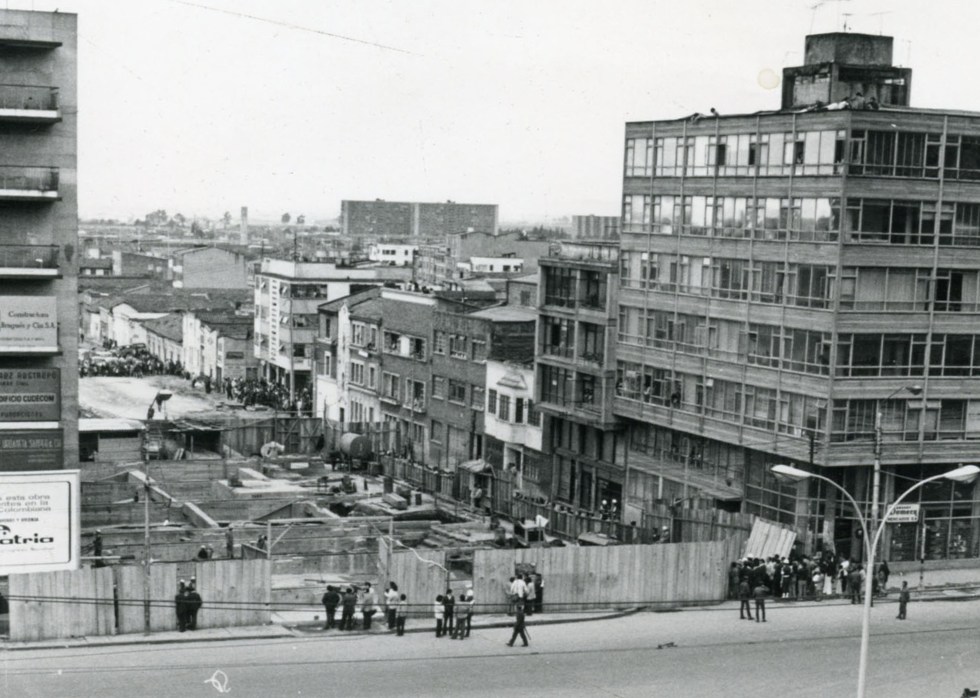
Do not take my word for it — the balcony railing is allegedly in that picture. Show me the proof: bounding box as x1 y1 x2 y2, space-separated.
0 85 60 123
0 244 59 277
543 295 576 308
0 166 59 200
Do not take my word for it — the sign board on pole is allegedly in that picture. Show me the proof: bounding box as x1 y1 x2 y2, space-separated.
887 503 921 524
0 469 80 574
0 296 58 351
0 368 60 421
0 429 64 470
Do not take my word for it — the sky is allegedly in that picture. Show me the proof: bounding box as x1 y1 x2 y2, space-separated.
7 0 980 223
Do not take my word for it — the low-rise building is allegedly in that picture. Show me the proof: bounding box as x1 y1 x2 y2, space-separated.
144 313 184 366
170 245 253 289
368 243 417 267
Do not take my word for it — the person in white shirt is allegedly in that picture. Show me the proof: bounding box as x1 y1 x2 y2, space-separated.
509 575 527 614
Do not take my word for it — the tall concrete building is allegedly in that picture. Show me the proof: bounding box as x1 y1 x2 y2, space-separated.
570 215 621 240
616 32 980 564
0 10 78 469
341 199 498 238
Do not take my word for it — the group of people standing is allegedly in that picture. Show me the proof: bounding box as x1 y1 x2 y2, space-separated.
729 553 893 604
322 582 408 634
434 587 475 639
174 578 203 632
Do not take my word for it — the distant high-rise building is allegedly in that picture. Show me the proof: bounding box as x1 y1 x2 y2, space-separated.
341 199 498 238
570 215 620 240
0 9 78 469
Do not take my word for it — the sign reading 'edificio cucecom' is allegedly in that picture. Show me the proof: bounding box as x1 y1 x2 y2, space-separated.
0 368 60 420
0 470 80 575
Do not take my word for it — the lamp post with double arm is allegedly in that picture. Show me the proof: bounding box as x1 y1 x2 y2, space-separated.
771 462 979 698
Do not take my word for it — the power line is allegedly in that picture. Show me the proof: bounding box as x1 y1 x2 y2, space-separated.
167 0 420 56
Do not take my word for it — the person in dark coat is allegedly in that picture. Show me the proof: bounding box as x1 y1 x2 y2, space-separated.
738 578 753 620
896 581 910 620
443 589 455 635
175 581 189 632
752 581 769 622
341 587 357 630
506 603 529 647
321 585 340 629
93 530 104 568
187 587 203 630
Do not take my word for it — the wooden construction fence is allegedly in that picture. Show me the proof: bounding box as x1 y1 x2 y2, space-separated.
7 559 270 641
380 539 741 617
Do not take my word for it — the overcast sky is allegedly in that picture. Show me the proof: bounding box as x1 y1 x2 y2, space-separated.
8 0 980 223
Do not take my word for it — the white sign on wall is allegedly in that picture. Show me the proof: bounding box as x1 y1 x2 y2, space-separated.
886 503 921 524
0 469 80 574
0 296 58 351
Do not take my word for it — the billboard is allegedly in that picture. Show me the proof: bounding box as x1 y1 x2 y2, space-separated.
0 429 64 470
0 368 60 421
0 296 58 351
0 469 80 574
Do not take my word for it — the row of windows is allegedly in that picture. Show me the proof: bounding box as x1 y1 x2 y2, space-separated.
487 389 541 426
618 307 830 375
540 364 599 412
836 333 980 377
625 129 980 182
843 199 980 247
433 330 487 362
541 316 605 364
832 398 980 442
620 252 833 308
431 375 485 410
615 361 826 436
838 267 978 313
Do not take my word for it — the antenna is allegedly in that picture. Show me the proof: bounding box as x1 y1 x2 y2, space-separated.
868 10 892 35
842 12 853 31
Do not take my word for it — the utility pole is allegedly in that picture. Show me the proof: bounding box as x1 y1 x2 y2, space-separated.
385 517 394 590
143 452 151 633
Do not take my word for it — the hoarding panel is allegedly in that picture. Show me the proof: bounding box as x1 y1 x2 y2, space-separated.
0 469 80 574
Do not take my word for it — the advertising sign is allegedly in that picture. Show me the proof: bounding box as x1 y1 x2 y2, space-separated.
887 503 921 524
0 429 64 470
0 368 60 421
0 469 80 574
0 296 58 350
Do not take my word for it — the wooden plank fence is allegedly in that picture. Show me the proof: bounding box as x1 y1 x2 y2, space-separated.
7 559 270 641
378 538 445 618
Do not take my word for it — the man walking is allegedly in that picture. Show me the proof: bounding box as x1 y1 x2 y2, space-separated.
897 581 910 620
506 603 529 647
738 578 753 620
341 587 357 630
752 581 769 623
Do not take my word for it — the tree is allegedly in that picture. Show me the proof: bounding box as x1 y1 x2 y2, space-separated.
172 213 186 227
191 220 205 237
222 211 232 228
296 214 306 225
281 212 291 224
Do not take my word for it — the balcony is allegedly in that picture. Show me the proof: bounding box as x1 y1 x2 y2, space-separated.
0 85 60 124
0 244 59 278
0 166 59 201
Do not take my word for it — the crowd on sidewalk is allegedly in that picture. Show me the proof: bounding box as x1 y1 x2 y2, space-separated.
729 551 893 605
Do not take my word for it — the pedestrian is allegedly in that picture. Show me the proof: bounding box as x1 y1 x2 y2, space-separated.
341 587 357 630
728 562 740 600
321 585 340 629
849 564 862 605
878 561 891 593
524 575 536 616
738 578 753 620
225 527 235 559
197 545 210 560
443 588 456 636
896 581 910 620
752 581 769 622
175 580 189 632
812 568 824 602
506 602 530 647
187 585 203 630
361 582 377 630
509 575 527 614
462 589 474 638
385 582 399 630
396 593 407 636
434 595 445 637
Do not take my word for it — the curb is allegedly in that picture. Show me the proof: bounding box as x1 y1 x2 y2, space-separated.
0 629 294 652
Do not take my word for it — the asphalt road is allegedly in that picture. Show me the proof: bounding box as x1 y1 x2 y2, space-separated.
2 598 979 698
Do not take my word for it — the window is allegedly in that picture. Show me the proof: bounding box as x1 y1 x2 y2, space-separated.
471 385 485 410
488 389 498 413
448 380 466 403
430 420 443 442
432 375 446 399
527 400 541 426
349 361 365 385
625 137 653 177
449 334 468 358
515 397 525 423
519 290 532 305
434 331 447 354
382 372 400 401
499 394 511 421
406 379 426 410
411 336 426 360
351 323 365 346
471 339 487 362
368 366 377 389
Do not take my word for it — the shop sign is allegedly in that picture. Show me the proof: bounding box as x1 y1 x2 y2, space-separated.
0 469 80 574
0 296 58 350
887 503 920 524
0 429 64 470
0 368 60 421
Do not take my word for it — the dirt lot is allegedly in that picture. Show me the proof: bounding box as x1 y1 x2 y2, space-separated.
79 375 274 421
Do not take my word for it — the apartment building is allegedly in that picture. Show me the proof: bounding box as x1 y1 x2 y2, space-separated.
616 32 980 562
571 215 621 240
0 9 78 468
341 199 498 239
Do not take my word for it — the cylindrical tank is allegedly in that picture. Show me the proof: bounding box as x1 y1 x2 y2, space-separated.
339 433 371 459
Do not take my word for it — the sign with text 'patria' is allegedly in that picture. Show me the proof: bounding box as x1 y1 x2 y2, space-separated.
0 296 58 350
0 429 64 470
0 470 80 575
0 368 60 421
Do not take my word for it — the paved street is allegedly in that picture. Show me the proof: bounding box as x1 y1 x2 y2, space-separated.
2 598 978 697
80 375 271 421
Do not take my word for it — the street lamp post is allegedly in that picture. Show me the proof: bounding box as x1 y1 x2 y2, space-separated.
771 462 979 698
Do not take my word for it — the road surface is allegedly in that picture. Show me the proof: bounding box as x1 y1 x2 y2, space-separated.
2 597 978 697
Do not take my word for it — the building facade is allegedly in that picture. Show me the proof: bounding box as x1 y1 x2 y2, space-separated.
170 245 252 289
0 10 78 468
616 32 980 562
571 214 621 240
341 199 498 239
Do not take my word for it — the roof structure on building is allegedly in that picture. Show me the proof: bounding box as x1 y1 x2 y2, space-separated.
194 311 254 339
142 313 184 343
111 288 251 314
80 258 113 269
467 304 538 322
317 287 381 315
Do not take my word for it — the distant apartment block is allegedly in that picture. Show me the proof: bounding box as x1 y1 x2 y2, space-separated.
0 9 78 468
170 245 253 288
341 199 498 238
415 231 552 287
571 214 621 240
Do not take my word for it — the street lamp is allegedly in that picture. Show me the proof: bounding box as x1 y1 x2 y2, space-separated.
771 462 979 698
